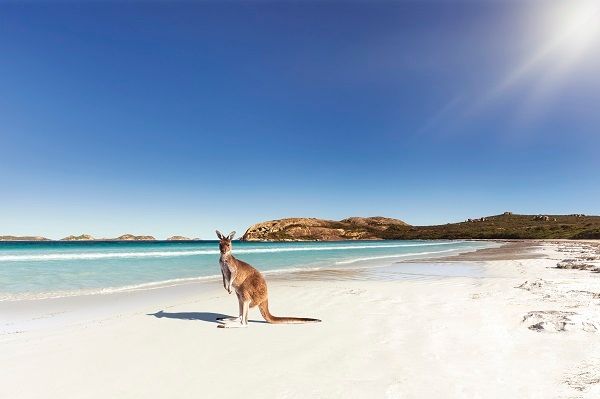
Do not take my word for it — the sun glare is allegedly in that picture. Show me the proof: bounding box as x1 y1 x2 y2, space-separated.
489 0 600 109
550 0 600 57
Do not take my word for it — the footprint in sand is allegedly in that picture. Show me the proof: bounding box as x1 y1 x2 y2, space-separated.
564 357 600 395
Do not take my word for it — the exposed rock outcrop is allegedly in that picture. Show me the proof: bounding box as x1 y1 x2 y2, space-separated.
113 234 156 241
61 234 95 241
523 310 599 333
241 217 409 241
166 236 192 241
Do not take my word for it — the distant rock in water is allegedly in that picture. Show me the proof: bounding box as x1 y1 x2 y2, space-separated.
61 234 95 241
0 235 50 241
241 217 410 241
113 234 156 241
166 236 192 241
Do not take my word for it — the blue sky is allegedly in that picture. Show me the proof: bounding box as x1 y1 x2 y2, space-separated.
1 1 599 239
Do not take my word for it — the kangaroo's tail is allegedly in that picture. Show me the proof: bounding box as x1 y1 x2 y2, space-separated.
258 300 321 324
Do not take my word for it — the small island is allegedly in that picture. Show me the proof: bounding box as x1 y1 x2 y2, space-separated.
0 235 49 241
61 234 95 241
112 234 156 241
0 234 196 241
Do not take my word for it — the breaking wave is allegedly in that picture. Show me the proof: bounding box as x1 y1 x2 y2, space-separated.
0 241 464 262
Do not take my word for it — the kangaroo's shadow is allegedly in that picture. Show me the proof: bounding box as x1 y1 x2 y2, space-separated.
148 310 267 324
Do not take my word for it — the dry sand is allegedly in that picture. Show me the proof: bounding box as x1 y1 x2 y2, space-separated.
2 241 600 398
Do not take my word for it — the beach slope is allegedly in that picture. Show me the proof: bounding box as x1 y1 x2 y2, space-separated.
2 241 600 398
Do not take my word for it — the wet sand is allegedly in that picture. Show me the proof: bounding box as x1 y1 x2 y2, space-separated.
404 240 546 261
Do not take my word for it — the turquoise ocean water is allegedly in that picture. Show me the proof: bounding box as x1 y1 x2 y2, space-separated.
0 240 493 300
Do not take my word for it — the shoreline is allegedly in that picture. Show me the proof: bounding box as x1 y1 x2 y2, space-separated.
2 240 600 398
0 240 494 303
402 240 545 262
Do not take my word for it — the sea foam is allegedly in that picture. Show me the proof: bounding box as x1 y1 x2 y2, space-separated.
0 241 464 262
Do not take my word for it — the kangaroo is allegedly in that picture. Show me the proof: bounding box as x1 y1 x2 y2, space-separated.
215 230 321 328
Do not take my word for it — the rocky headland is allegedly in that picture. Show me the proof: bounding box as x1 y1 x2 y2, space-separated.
241 216 409 241
242 213 600 241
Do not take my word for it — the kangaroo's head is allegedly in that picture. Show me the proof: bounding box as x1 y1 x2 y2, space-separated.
216 230 236 254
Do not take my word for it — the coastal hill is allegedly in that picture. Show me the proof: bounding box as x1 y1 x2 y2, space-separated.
3 213 599 242
242 213 600 241
241 217 409 241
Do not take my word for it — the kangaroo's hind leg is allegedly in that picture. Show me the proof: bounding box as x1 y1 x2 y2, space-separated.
217 293 243 322
241 300 250 325
218 299 250 328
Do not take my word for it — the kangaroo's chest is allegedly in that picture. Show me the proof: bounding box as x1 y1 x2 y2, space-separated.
220 258 232 276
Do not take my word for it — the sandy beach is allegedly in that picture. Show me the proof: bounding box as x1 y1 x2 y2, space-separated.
2 240 600 398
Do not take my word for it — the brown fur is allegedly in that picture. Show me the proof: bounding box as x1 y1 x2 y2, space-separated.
216 230 321 326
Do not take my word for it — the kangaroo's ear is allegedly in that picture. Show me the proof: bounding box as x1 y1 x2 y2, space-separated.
228 231 236 240
216 230 224 240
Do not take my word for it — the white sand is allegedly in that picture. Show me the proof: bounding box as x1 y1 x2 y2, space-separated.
2 241 600 398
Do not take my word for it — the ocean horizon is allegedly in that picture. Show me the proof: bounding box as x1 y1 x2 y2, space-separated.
0 240 493 301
